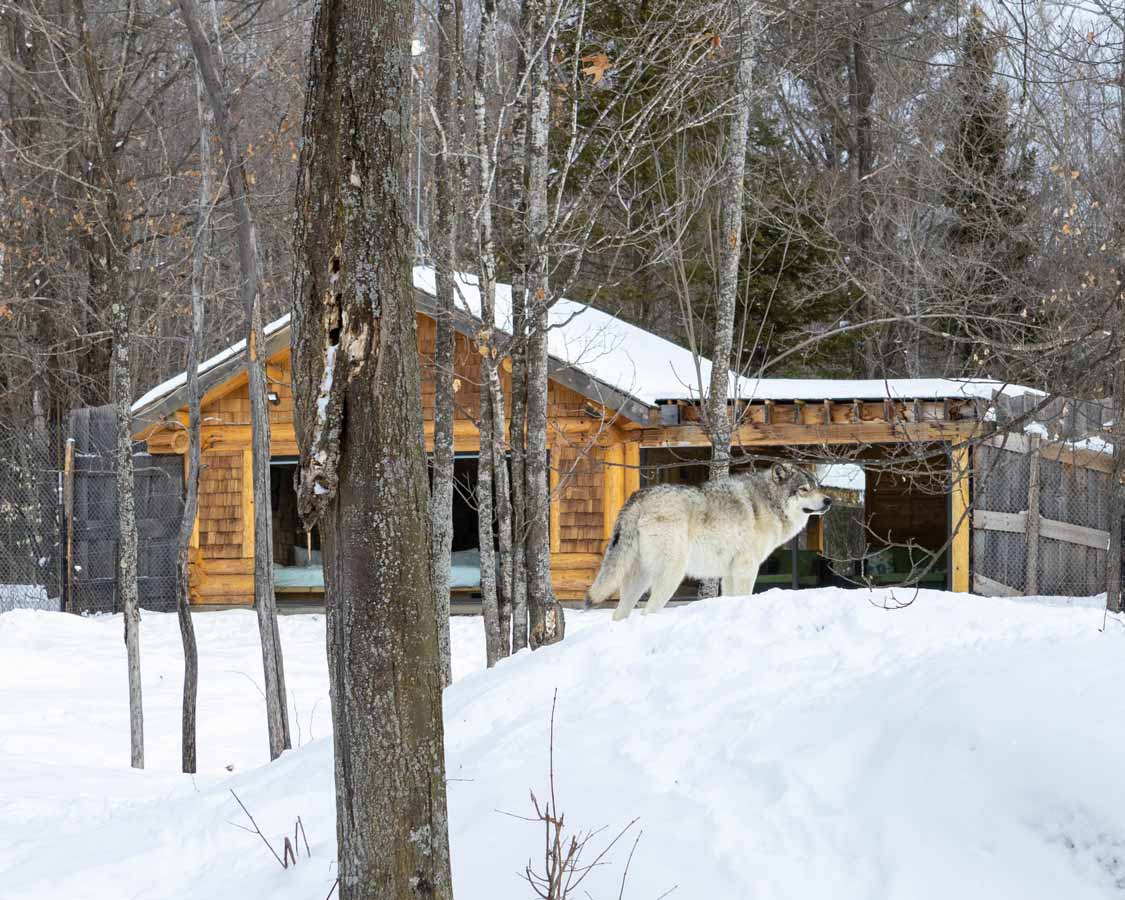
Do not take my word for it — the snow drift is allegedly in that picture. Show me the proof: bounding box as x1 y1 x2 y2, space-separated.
4 589 1125 899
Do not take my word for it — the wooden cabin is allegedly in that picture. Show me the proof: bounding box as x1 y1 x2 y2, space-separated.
121 269 1003 610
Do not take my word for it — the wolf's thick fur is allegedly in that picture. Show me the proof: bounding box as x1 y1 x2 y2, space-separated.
585 463 832 619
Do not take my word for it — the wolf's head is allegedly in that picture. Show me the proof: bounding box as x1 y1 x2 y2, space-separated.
767 463 832 520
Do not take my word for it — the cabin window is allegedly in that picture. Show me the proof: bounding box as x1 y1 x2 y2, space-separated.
270 458 323 597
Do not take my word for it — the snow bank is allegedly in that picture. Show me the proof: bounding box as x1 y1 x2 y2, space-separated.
5 591 1125 899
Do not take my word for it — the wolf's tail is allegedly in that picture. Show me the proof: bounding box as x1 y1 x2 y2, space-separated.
584 521 630 608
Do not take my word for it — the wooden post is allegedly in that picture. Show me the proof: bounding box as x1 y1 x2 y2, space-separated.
62 439 75 614
1025 434 1041 595
950 444 971 593
602 442 626 543
549 447 561 554
624 441 641 498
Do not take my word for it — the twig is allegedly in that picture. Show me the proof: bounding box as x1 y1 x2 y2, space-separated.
229 788 286 869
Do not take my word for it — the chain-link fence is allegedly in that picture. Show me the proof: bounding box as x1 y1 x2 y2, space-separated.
973 435 1113 597
0 424 63 613
67 406 183 614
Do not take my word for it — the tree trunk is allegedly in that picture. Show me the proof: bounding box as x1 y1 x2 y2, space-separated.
74 0 143 769
1108 357 1125 613
507 9 531 653
175 60 212 775
477 385 503 666
705 6 754 482
523 0 564 648
429 0 460 689
112 293 144 770
474 0 511 663
291 0 454 894
178 0 290 759
850 0 879 377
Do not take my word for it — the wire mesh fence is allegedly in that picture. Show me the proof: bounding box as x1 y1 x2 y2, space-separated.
0 424 63 613
973 436 1113 598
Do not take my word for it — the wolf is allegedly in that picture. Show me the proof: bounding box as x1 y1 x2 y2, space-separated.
584 463 832 620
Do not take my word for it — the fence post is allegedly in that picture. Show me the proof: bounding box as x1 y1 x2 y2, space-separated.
1025 434 1041 595
63 438 75 614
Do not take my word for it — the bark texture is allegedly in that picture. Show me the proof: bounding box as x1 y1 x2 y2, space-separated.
74 0 144 770
174 60 211 775
292 0 454 895
178 0 290 759
429 0 459 688
705 7 754 481
523 0 564 648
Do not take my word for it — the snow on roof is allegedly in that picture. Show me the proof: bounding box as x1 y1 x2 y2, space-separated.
816 463 865 493
131 313 291 415
133 266 1045 415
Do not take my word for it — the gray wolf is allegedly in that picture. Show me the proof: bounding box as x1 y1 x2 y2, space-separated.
584 463 832 619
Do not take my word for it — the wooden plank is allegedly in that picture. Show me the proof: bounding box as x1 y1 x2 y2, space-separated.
950 445 971 593
1039 518 1109 550
240 449 254 559
973 509 1028 533
639 420 979 449
1025 434 1041 594
974 508 1109 550
974 572 1021 597
624 441 641 500
549 450 561 554
983 431 1114 474
602 442 626 542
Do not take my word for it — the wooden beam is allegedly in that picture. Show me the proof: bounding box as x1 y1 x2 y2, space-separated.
973 509 1027 534
950 445 971 593
974 572 1020 597
241 449 254 559
602 442 626 542
549 449 561 554
638 420 979 449
983 431 1114 474
624 441 641 498
1025 434 1041 593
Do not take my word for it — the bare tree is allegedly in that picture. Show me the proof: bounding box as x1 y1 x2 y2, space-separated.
291 0 453 894
178 0 291 760
430 0 460 687
72 0 145 769
175 47 215 774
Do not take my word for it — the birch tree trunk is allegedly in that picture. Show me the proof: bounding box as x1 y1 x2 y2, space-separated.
178 0 290 759
74 0 144 770
429 0 459 688
474 0 511 663
705 6 755 482
292 0 454 893
507 29 530 652
523 0 564 648
175 62 212 774
112 290 144 771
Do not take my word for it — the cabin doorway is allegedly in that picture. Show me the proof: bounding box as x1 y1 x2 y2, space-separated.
270 458 322 600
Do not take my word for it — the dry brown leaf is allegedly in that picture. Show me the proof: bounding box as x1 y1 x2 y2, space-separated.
580 52 611 84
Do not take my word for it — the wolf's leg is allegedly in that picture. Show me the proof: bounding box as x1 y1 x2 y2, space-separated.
642 553 687 615
730 561 761 596
612 566 647 621
720 575 735 597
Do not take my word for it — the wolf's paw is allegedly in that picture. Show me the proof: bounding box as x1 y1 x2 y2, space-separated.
612 606 631 621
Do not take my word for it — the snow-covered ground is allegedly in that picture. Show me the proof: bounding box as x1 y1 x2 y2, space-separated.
4 589 1125 899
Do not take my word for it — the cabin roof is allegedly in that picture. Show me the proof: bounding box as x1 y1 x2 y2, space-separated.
131 266 1044 425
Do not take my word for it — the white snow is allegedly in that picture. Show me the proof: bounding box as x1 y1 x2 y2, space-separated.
133 269 1044 417
5 590 1125 899
816 462 865 492
0 583 53 613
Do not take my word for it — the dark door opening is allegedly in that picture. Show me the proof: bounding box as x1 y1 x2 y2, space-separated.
271 458 322 597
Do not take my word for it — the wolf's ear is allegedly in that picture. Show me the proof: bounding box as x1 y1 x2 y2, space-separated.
771 463 787 483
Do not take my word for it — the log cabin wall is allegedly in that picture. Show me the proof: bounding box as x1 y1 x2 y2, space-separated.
154 313 623 605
